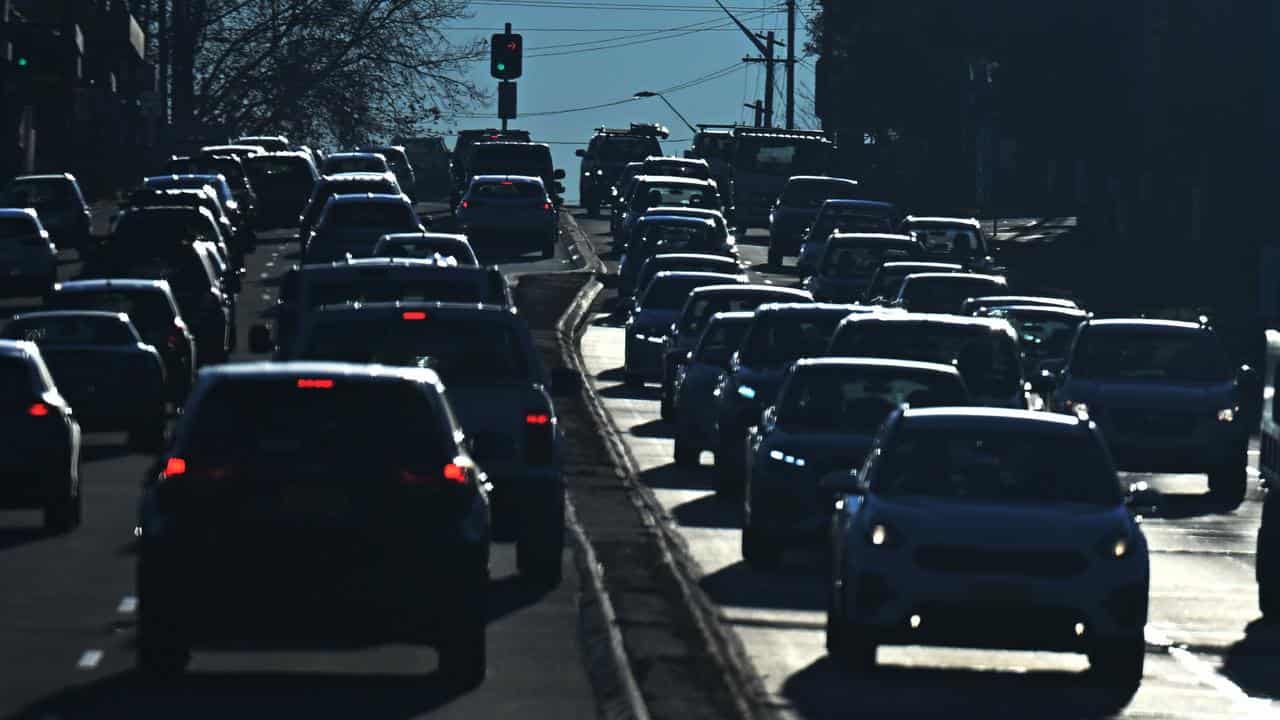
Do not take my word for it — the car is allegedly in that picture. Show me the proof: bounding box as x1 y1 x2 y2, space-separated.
902 216 996 269
959 294 1081 315
165 154 258 231
256 258 514 355
199 144 267 161
712 303 871 496
243 151 320 229
102 242 236 366
743 359 969 569
135 362 491 686
143 174 246 245
454 175 559 258
0 208 58 295
625 253 746 310
863 261 966 305
0 340 81 532
617 176 725 243
577 123 668 216
283 304 571 584
302 193 424 264
823 407 1150 684
1260 330 1280 617
452 128 533 192
972 304 1091 379
640 156 712 182
686 126 735 192
320 152 390 176
672 311 756 467
894 272 1010 314
767 176 862 266
231 135 291 152
803 233 922 303
624 206 736 259
660 284 813 419
3 311 166 449
0 173 93 251
106 204 229 266
624 271 745 386
47 279 198 402
827 313 1028 409
464 142 565 206
1052 319 1251 506
373 232 478 266
121 188 240 265
618 215 735 298
608 162 647 236
796 199 900 274
392 135 453 198
297 172 403 241
360 145 418 202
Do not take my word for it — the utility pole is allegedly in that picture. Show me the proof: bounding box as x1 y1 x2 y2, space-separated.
786 0 795 128
717 0 785 128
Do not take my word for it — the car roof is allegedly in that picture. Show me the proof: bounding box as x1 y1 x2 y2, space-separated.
381 232 469 244
472 174 545 185
305 301 520 324
646 253 737 266
650 270 744 284
755 302 866 316
828 233 917 245
688 284 810 300
644 156 707 166
881 261 965 271
327 152 384 160
248 151 312 161
903 272 1006 284
637 214 716 227
326 192 410 204
635 175 715 187
787 175 858 185
1086 318 1207 332
793 357 963 377
54 278 170 293
0 339 41 360
321 172 396 183
821 199 896 210
967 295 1078 309
981 304 1090 320
647 206 725 219
10 173 77 183
900 406 1086 430
9 309 132 324
839 312 1013 331
0 208 40 221
708 311 757 324
198 361 442 388
471 140 550 149
146 173 225 183
904 216 981 229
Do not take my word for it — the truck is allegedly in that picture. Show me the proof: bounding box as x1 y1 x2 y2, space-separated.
576 123 667 217
724 128 837 231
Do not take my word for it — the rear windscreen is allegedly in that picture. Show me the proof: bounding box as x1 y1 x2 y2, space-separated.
777 367 967 432
4 316 133 345
598 137 662 162
471 181 544 199
636 184 718 210
296 320 531 383
0 358 36 397
248 159 313 183
304 272 503 307
324 203 414 229
0 218 38 237
325 157 386 174
47 292 173 334
1 181 73 208
780 180 861 208
822 244 916 276
830 323 1020 398
739 312 848 366
901 277 1007 309
642 277 720 311
115 210 218 245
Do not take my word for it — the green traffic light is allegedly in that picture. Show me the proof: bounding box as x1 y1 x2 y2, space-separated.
497 62 506 71
17 57 29 67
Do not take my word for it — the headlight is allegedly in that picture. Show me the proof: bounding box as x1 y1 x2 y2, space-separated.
1098 535 1131 559
737 384 757 399
767 449 807 467
867 522 901 548
1063 400 1089 418
1217 407 1236 423
596 169 604 176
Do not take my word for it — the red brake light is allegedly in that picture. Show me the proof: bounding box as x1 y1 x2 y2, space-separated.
443 463 468 484
402 311 428 321
27 402 50 417
162 456 187 478
296 378 334 389
525 412 551 426
543 202 553 211
501 180 514 186
460 200 469 209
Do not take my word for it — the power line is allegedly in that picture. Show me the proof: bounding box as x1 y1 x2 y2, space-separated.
522 11 773 57
469 0 782 11
446 26 786 32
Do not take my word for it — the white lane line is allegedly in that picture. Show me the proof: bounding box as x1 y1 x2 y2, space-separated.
117 595 137 614
76 649 103 670
1147 626 1273 716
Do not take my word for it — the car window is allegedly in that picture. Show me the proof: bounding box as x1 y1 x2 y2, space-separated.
644 162 709 180
470 145 551 174
48 291 174 335
695 321 751 362
324 157 386 174
822 244 914 277
471 181 544 199
681 294 777 333
247 158 314 184
901 277 1007 311
913 227 982 255
1072 329 1231 382
0 217 38 237
187 380 449 465
115 210 219 247
379 240 474 263
5 316 134 345
811 212 894 241
641 223 712 253
304 272 504 307
635 184 718 210
740 313 847 366
324 203 415 228
0 357 36 397
778 368 966 432
296 319 531 383
641 277 717 311
997 313 1082 361
873 428 1121 506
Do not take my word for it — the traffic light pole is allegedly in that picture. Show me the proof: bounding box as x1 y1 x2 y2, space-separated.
493 22 520 128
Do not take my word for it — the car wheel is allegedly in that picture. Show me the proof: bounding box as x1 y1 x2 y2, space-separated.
43 491 80 533
741 525 782 570
135 553 191 677
673 435 700 468
1088 635 1145 688
1208 461 1247 509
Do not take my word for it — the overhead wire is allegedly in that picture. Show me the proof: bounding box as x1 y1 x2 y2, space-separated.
468 1 781 12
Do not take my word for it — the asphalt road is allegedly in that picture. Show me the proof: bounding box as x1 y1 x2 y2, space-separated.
0 207 597 719
572 207 1280 719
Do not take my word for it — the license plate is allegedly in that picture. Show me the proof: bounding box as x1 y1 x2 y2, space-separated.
281 486 348 517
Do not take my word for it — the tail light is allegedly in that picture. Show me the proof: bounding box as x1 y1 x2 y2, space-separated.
459 200 470 210
27 402 51 417
161 456 187 479
524 410 554 464
543 202 553 211
166 322 185 349
399 460 472 487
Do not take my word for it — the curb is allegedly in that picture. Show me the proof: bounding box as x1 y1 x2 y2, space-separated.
557 210 771 719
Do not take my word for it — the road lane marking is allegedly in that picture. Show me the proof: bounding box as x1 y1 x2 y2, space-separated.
1147 626 1273 716
76 650 103 670
117 596 137 614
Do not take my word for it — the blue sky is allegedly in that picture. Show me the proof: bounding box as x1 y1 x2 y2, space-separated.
441 0 815 202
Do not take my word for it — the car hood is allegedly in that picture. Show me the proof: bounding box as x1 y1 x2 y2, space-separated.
865 494 1135 549
1063 378 1235 410
761 430 874 471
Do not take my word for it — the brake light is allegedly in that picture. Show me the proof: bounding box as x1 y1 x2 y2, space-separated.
402 311 428 321
525 410 554 464
296 378 334 389
162 456 187 478
460 200 469 209
443 463 467 484
27 402 50 417
501 181 514 186
525 412 551 426
167 322 184 348
543 202 553 211
400 463 469 486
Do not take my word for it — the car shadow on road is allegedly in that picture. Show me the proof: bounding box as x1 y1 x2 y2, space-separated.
1221 619 1280 699
596 384 661 401
1138 490 1242 520
638 463 713 492
780 657 1136 719
9 668 473 720
0 524 56 552
668 492 739 528
698 560 826 612
629 419 671 439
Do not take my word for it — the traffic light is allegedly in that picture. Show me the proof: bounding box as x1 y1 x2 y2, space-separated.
490 33 522 80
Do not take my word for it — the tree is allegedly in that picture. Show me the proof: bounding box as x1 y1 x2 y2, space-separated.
171 0 485 144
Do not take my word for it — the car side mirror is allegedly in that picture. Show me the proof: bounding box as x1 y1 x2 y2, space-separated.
554 168 566 180
575 149 586 157
248 323 273 354
819 469 865 495
760 405 777 431
549 367 581 397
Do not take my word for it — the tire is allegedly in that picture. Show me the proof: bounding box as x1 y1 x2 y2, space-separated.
1088 635 1145 688
135 553 191 677
43 491 80 533
741 525 782 570
673 435 700 468
1208 461 1247 509
714 433 745 499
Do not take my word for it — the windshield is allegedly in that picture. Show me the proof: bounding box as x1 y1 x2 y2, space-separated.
598 137 662 163
641 277 720 311
912 227 983 257
873 427 1121 506
740 312 848 366
780 180 861 208
733 137 833 176
830 323 1020 399
47 291 173 336
778 368 966 432
323 203 414 229
296 319 531 383
1071 329 1231 382
822 243 915 277
5 316 133 345
900 277 1008 313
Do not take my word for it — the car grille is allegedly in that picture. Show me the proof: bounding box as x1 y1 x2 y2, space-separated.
1107 409 1198 436
914 546 1088 578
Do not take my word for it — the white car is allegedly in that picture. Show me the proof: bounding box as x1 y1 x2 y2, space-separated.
0 208 58 295
373 232 478 266
824 407 1150 685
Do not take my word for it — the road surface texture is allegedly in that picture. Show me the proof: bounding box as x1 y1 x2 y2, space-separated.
571 207 1280 719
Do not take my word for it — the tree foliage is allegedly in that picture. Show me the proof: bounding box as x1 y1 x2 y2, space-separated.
188 0 485 145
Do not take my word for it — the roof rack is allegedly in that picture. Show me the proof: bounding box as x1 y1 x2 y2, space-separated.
593 122 670 139
731 127 832 141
